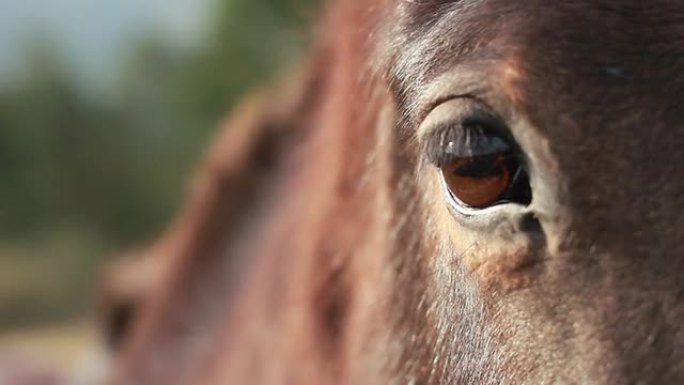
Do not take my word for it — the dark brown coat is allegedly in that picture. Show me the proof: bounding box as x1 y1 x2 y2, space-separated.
110 1 684 384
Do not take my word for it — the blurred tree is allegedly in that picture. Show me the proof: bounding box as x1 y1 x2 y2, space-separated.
0 42 121 326
0 0 321 329
0 41 168 244
177 0 321 132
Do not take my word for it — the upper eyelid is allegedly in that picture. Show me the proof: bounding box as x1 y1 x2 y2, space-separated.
412 66 493 123
418 99 518 168
414 91 486 128
416 93 476 126
421 121 509 167
417 98 510 143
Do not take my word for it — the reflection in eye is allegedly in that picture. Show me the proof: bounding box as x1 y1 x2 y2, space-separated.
443 152 513 208
426 120 532 210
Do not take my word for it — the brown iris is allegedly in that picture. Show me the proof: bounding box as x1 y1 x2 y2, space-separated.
442 152 516 209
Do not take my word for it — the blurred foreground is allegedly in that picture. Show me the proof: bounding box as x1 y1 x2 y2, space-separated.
0 0 319 381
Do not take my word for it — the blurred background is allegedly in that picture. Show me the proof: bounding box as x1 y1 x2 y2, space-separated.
0 0 320 381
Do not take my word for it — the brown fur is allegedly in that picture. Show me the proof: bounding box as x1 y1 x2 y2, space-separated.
109 1 684 384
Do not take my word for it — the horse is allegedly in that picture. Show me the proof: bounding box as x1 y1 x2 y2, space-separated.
107 0 684 383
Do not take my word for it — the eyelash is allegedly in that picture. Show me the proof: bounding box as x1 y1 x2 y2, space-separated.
423 119 517 168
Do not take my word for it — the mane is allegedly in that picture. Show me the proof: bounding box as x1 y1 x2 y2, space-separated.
110 1 507 384
110 0 380 382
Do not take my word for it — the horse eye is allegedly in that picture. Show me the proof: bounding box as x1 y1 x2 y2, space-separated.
438 123 532 210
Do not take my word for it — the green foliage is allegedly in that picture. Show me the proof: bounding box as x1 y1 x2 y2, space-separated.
179 0 320 128
0 0 321 329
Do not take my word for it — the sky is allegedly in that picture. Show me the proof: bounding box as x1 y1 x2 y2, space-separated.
0 0 214 88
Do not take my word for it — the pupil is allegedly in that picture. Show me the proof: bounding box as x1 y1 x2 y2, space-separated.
443 153 513 208
453 153 508 178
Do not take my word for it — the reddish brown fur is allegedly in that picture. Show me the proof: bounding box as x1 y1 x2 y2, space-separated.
108 0 684 384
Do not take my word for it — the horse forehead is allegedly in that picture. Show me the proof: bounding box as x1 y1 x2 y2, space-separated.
508 1 684 106
391 0 684 243
392 0 684 109
409 1 684 147
392 1 684 157
506 3 684 170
